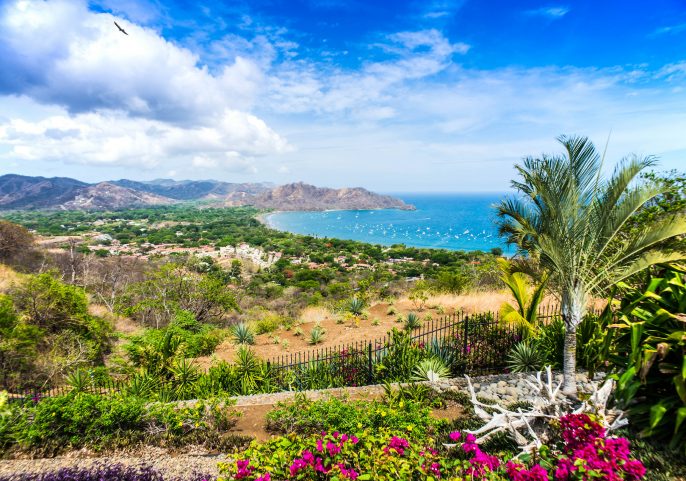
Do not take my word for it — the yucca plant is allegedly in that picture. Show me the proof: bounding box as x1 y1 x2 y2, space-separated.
347 297 365 316
404 312 421 331
235 346 262 395
125 371 160 398
411 357 450 382
232 322 255 345
309 325 326 345
496 135 686 395
171 357 200 399
507 341 544 373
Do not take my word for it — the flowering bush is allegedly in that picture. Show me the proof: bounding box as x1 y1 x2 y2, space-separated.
219 414 646 481
543 414 646 481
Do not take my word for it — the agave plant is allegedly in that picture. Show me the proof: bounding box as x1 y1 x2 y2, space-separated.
347 297 365 316
232 322 255 345
507 341 544 373
309 325 326 345
426 338 458 373
404 312 421 331
411 357 450 382
65 368 92 394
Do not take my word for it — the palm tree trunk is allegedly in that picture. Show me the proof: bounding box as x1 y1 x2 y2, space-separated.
561 287 586 398
562 324 577 397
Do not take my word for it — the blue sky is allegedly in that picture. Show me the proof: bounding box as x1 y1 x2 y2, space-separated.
1 0 685 191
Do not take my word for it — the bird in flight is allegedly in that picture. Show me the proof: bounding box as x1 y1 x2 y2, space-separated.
114 21 128 35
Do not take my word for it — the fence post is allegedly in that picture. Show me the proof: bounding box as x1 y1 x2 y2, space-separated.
367 342 373 384
462 315 469 372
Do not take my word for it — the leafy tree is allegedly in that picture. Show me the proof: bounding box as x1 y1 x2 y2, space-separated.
0 221 33 263
496 135 686 396
0 295 41 388
434 268 471 294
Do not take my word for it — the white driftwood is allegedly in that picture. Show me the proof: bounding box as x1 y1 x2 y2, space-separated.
457 367 626 457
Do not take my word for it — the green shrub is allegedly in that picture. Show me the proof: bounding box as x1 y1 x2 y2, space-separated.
533 316 565 368
253 314 283 335
4 393 239 455
265 395 437 439
375 329 426 382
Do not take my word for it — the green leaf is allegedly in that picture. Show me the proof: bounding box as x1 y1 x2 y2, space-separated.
675 407 686 435
650 402 668 429
674 375 686 404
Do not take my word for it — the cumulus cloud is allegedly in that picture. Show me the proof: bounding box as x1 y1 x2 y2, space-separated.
0 0 263 124
264 29 469 118
0 103 290 171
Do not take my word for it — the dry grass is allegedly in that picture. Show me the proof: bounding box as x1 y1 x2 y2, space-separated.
0 264 22 293
300 306 331 323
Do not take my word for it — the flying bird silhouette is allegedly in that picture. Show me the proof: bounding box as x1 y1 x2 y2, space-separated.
114 21 128 35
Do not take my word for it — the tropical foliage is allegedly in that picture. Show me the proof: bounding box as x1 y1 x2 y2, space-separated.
496 135 686 395
498 259 548 338
611 267 686 454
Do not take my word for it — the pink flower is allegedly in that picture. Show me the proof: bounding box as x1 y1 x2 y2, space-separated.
384 436 410 456
255 473 271 481
235 459 253 479
622 459 647 480
449 431 461 442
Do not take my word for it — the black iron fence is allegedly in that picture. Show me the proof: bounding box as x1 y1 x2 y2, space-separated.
264 305 563 391
5 305 567 403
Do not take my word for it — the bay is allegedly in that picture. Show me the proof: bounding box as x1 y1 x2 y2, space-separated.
263 193 513 252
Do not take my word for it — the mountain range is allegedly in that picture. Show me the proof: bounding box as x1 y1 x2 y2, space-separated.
0 175 414 212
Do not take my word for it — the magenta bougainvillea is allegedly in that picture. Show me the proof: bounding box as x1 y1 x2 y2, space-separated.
224 413 646 480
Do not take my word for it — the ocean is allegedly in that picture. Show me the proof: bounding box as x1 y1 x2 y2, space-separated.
263 193 513 253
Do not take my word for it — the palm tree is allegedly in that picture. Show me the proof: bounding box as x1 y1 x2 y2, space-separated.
496 135 686 397
498 259 548 338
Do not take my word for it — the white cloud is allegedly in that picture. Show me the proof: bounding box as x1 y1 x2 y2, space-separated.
264 29 469 118
0 0 263 124
525 6 570 19
0 103 290 171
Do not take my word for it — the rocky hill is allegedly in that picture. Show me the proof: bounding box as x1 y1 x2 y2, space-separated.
240 182 414 211
59 182 174 210
0 175 413 211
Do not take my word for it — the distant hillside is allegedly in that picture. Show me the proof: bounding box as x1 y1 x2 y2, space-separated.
111 179 271 200
0 174 414 212
0 174 87 209
241 182 415 211
60 182 174 210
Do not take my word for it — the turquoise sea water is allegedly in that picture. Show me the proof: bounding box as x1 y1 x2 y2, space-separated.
264 193 513 253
